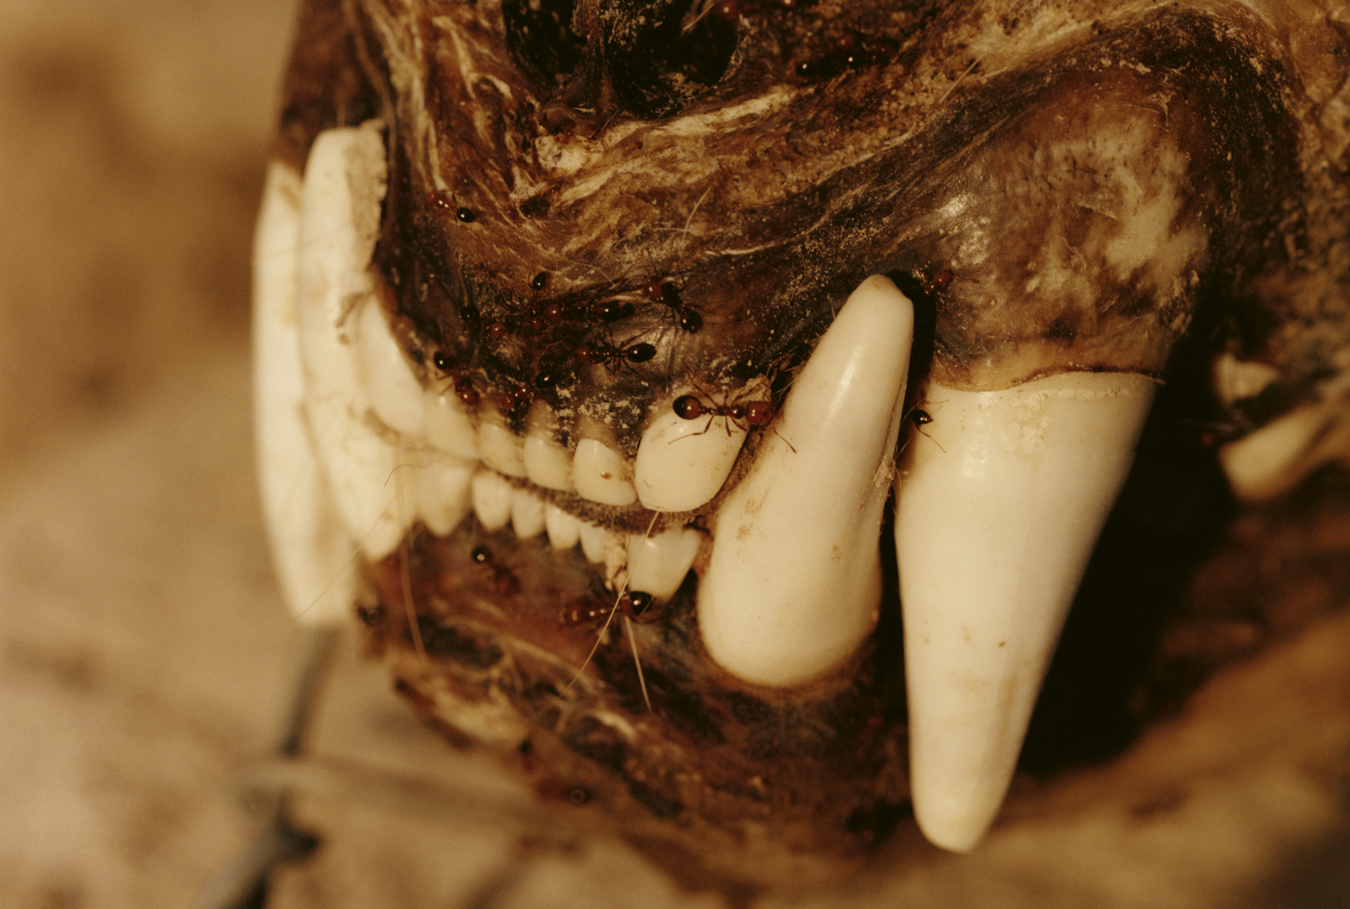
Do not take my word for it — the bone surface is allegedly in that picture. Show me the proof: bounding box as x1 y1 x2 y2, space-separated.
896 372 1156 851
699 276 914 686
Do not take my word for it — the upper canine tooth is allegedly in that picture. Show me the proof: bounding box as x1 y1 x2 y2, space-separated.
698 275 914 687
626 526 702 601
294 124 410 561
634 397 748 512
471 469 514 531
573 439 638 506
355 296 425 437
480 420 527 478
524 431 573 491
425 389 480 461
895 372 1156 853
253 159 359 623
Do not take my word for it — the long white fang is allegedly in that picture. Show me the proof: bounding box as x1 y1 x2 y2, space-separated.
896 372 1156 853
355 296 425 437
253 159 358 623
295 124 409 561
699 275 914 687
634 398 749 512
626 526 701 601
573 439 638 506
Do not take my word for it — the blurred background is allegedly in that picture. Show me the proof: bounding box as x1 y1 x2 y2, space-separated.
0 2 1347 907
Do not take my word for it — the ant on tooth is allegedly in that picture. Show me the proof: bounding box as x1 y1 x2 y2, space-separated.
431 350 481 407
644 280 703 333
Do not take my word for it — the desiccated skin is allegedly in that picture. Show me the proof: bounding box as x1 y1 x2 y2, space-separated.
269 0 1350 898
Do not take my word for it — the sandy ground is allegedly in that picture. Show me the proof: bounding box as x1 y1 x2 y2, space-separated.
1 3 1348 908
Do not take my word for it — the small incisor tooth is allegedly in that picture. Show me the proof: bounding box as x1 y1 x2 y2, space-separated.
511 488 546 539
634 399 748 512
425 389 480 461
626 526 701 601
698 275 914 687
480 421 527 478
524 432 573 491
545 503 581 550
895 372 1156 853
415 458 474 537
573 438 638 506
471 470 513 532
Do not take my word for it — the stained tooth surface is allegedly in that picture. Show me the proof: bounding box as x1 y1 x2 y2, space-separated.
626 526 702 601
544 503 580 550
253 160 359 623
895 372 1156 853
511 488 546 539
479 421 528 478
634 400 748 512
295 125 409 561
415 459 474 537
699 275 914 687
471 470 514 531
573 439 638 506
524 431 573 491
425 390 480 461
355 296 425 437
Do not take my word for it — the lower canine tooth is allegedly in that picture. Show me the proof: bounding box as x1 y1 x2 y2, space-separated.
626 526 701 601
699 275 914 687
634 400 748 512
471 470 514 531
573 439 638 506
895 372 1156 853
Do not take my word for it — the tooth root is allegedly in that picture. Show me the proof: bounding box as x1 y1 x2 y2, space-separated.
524 432 573 491
573 439 638 506
415 459 474 537
511 489 546 539
294 124 409 562
253 159 359 623
626 526 701 601
471 470 514 531
634 402 748 512
545 503 581 550
480 421 528 478
895 372 1156 853
699 275 914 687
355 295 425 437
425 389 480 461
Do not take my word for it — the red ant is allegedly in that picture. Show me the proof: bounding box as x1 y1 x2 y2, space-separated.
560 591 656 628
645 281 702 333
431 350 481 407
574 339 657 369
672 393 773 431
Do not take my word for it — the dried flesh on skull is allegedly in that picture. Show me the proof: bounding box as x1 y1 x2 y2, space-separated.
253 0 1350 896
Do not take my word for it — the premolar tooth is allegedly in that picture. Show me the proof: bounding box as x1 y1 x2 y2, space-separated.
699 275 914 687
253 159 359 623
425 389 480 461
471 470 514 531
895 372 1156 853
545 503 581 550
573 439 638 506
524 431 573 491
415 459 474 537
480 421 527 478
511 489 546 539
355 296 425 437
294 124 408 561
626 526 701 601
634 399 748 512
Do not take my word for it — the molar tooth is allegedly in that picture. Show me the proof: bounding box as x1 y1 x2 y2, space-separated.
253 159 359 623
415 459 474 537
626 526 702 601
294 124 409 562
634 398 748 512
573 439 638 506
895 372 1156 853
698 275 914 687
544 503 581 550
355 295 425 437
425 389 480 461
471 470 514 531
480 421 527 478
511 488 546 539
524 431 573 491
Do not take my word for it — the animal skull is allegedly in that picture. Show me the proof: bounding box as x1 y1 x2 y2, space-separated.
253 0 1350 898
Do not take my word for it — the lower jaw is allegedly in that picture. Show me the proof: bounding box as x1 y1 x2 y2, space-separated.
351 412 1350 898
